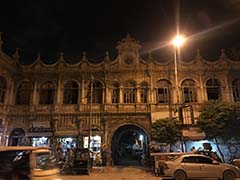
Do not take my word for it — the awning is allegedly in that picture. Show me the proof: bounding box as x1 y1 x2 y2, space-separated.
182 128 205 140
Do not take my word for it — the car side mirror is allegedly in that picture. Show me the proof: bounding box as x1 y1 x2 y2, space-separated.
212 160 219 165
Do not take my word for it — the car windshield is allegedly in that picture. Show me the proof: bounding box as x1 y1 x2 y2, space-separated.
36 152 58 170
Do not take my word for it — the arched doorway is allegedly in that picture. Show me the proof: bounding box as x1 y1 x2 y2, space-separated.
8 128 25 146
111 124 149 166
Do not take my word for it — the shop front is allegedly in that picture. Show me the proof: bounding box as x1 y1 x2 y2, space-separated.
83 133 103 166
28 120 53 147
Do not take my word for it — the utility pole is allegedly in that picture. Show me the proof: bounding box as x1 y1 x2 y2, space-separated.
88 76 93 151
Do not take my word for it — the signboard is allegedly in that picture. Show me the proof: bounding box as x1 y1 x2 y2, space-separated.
32 121 50 128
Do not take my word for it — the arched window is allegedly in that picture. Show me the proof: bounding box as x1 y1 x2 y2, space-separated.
112 82 120 103
156 80 171 104
181 79 198 103
140 82 148 103
16 81 33 105
63 81 79 104
123 81 136 103
87 80 103 104
0 76 6 103
39 81 56 104
206 78 221 100
232 79 240 102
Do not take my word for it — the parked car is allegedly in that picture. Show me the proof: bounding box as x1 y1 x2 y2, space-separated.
163 154 240 180
0 146 62 180
150 152 193 176
233 159 240 168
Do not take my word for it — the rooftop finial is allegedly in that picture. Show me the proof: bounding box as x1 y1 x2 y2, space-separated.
59 52 65 62
81 51 88 63
13 48 20 62
104 51 111 63
219 48 227 60
36 52 42 63
105 51 109 56
195 49 202 60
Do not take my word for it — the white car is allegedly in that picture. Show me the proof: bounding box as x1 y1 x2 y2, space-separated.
163 154 240 180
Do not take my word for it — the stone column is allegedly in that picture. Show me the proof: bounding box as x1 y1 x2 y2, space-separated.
81 79 87 104
199 75 205 103
222 77 232 102
32 80 38 105
105 84 111 104
150 77 155 104
136 85 140 103
80 79 85 103
119 85 123 103
8 78 15 105
56 79 62 104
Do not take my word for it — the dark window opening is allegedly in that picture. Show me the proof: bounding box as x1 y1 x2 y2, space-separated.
39 81 56 104
63 81 79 104
206 79 221 100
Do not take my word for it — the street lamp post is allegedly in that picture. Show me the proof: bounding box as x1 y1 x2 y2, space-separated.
172 35 185 152
172 35 185 112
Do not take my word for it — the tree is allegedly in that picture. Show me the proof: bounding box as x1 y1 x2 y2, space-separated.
224 102 240 141
197 100 240 162
151 118 182 150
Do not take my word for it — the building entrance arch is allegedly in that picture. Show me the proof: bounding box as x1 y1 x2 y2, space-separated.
8 128 25 146
111 124 149 166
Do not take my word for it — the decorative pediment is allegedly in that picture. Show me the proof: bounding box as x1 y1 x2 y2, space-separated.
117 34 141 55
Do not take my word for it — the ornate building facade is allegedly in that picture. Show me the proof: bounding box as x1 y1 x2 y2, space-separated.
0 33 240 163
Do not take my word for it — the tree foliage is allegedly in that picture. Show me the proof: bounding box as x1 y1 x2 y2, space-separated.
151 118 182 145
197 100 240 142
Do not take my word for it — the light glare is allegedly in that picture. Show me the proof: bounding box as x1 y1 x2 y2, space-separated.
172 35 185 47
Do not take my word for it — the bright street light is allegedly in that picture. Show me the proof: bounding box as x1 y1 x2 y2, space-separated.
172 34 186 153
172 35 186 47
171 34 186 114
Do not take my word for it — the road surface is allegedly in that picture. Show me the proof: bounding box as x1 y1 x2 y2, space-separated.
60 166 161 180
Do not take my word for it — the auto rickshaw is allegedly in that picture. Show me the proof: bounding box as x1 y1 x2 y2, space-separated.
71 148 92 175
0 146 61 180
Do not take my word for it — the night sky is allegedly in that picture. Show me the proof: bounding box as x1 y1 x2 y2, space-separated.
1 0 240 63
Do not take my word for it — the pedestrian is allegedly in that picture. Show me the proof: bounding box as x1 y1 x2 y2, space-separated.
101 148 108 166
191 146 197 153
